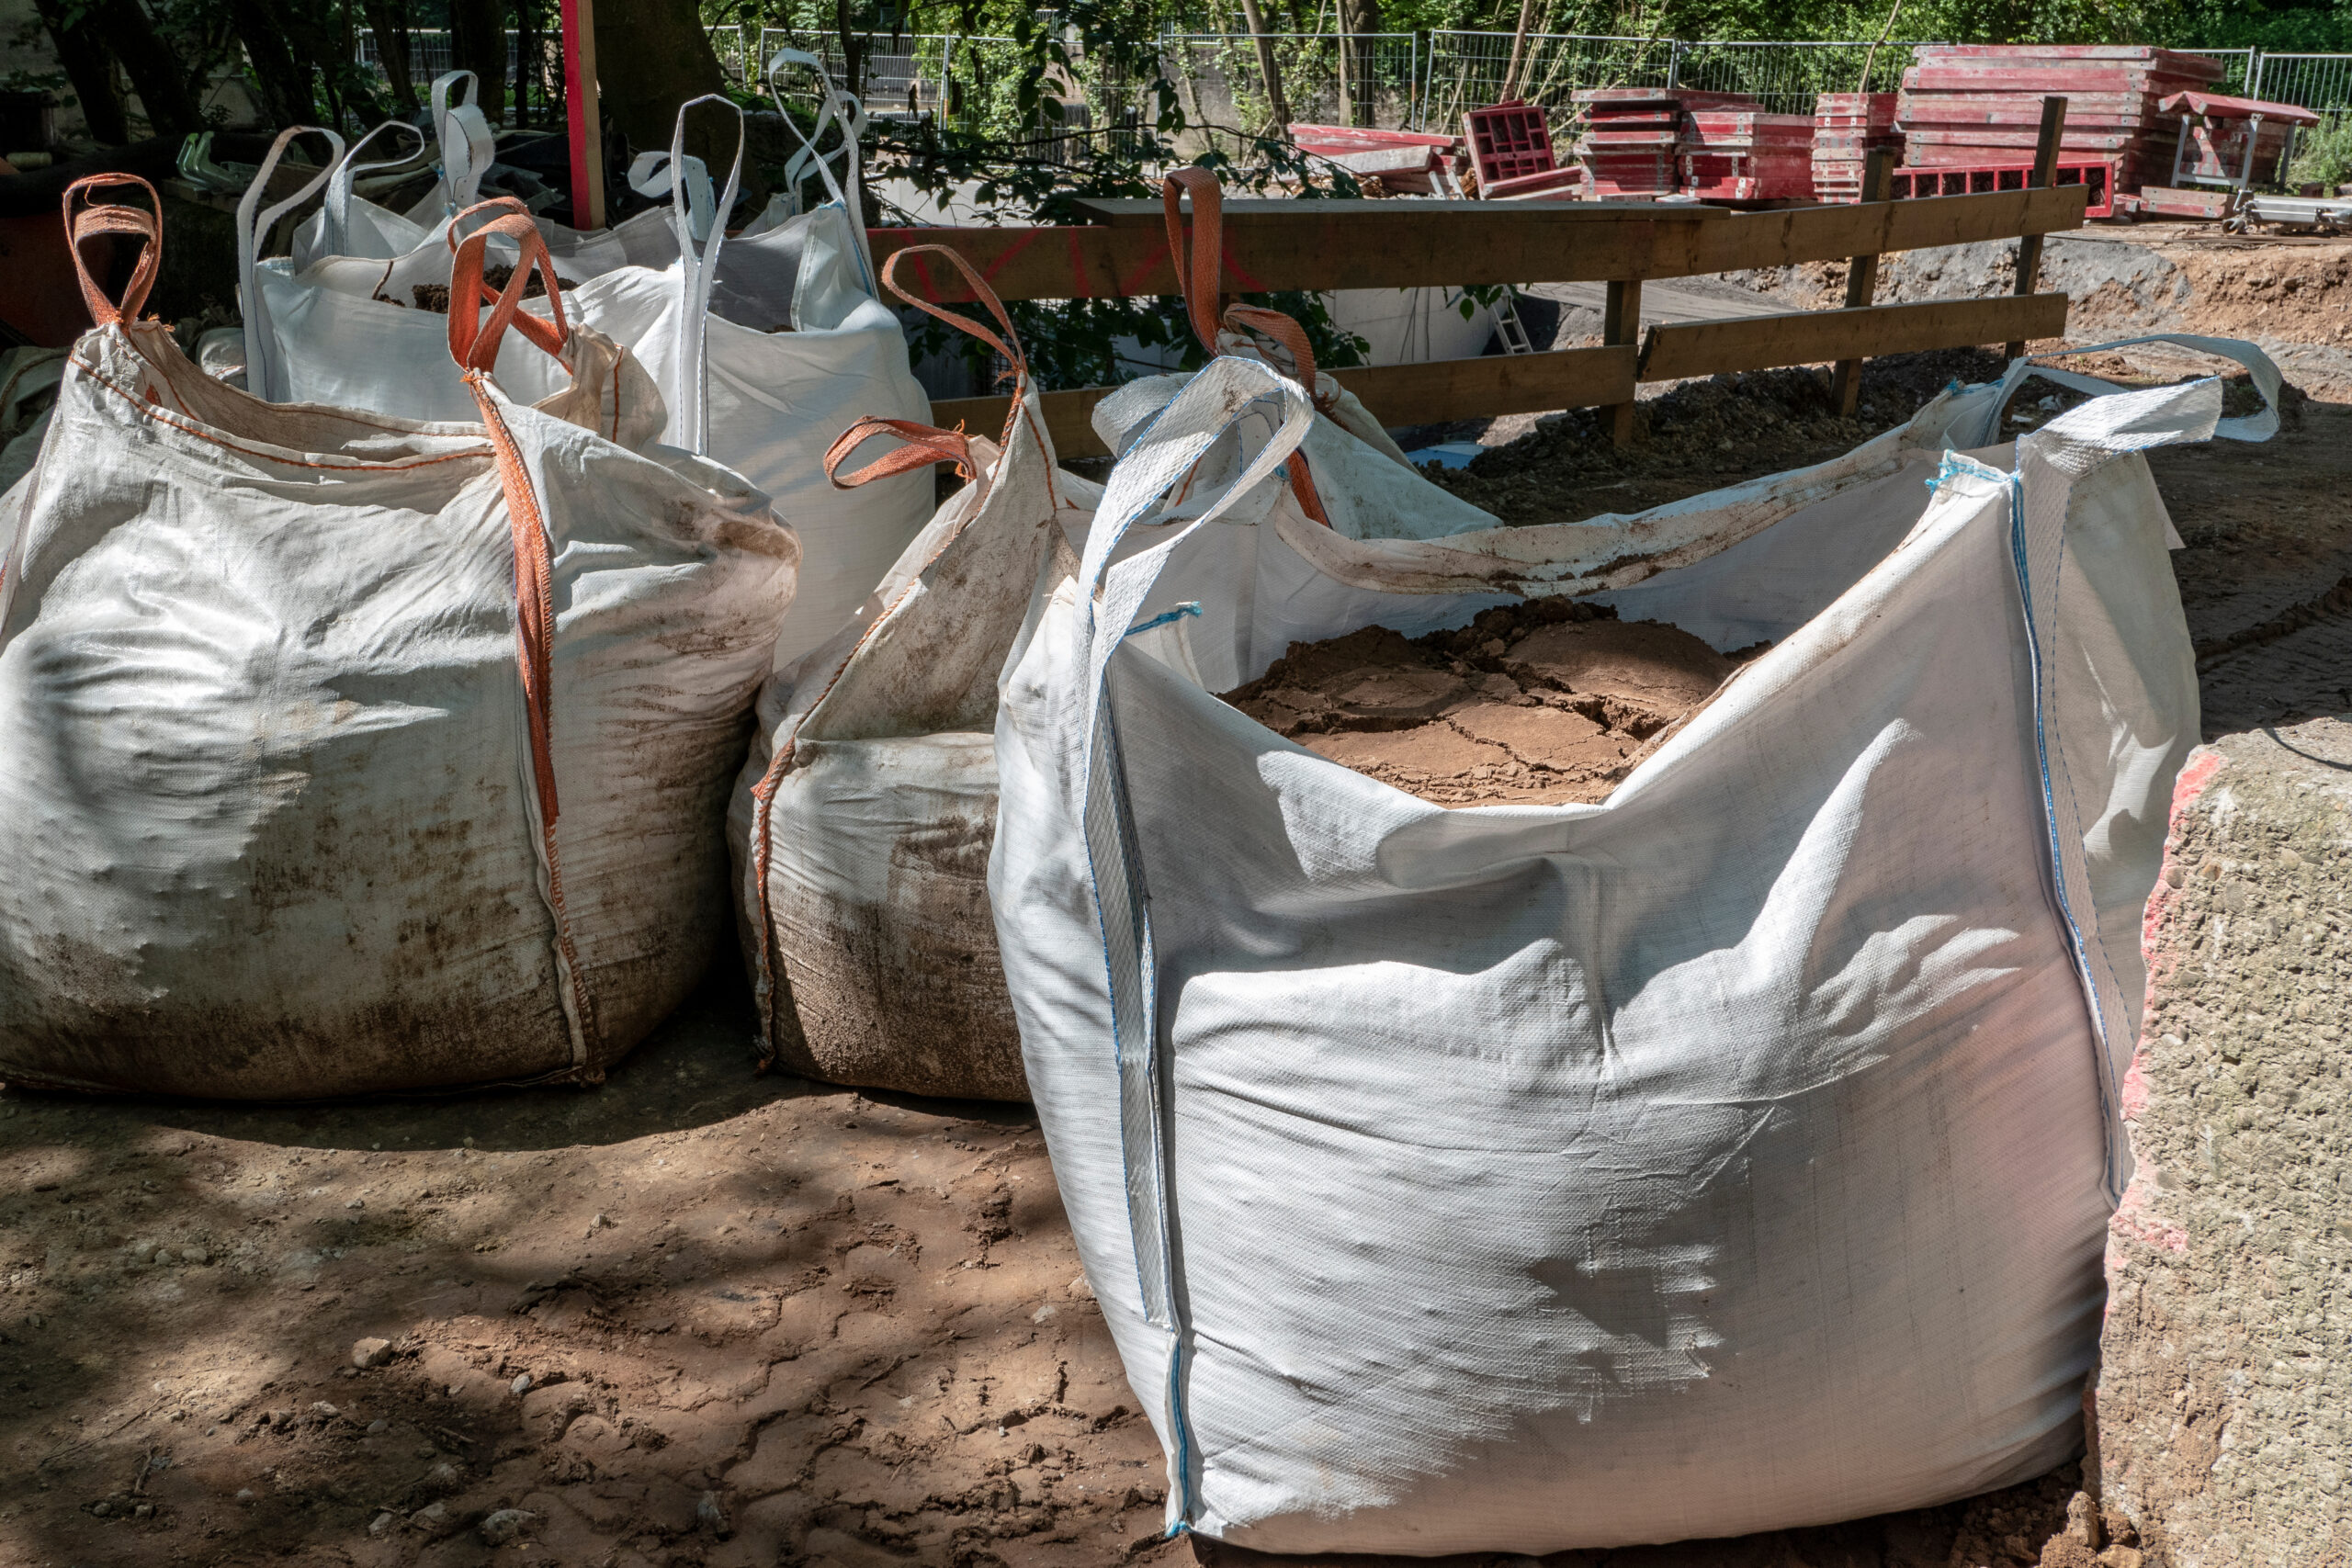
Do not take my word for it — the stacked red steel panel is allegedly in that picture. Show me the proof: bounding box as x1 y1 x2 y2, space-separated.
1812 92 1903 202
1573 87 1683 197
1897 44 2226 196
1571 86 1758 198
1680 109 1817 199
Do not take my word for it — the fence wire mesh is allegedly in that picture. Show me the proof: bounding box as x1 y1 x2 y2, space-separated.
349 28 2352 162
2253 53 2352 120
1672 40 1915 116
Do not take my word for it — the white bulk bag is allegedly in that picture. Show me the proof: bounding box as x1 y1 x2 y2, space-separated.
242 101 929 671
0 187 798 1100
288 70 500 266
730 251 1098 1101
991 341 2276 1551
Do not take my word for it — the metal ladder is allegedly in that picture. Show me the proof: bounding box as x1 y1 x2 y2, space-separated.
1491 290 1537 355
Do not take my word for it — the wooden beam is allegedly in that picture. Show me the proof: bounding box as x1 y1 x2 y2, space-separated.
1663 185 2089 278
1603 279 1642 446
866 186 2089 300
932 344 1639 459
1637 292 2071 384
1064 197 1731 223
2007 96 2068 359
933 387 1116 457
1829 147 1899 417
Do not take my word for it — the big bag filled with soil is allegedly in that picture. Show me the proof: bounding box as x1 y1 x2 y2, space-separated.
0 188 797 1099
730 251 1099 1101
992 337 2280 1551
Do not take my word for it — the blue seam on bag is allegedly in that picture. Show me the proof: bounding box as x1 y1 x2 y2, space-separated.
1125 603 1202 638
2005 464 2125 1208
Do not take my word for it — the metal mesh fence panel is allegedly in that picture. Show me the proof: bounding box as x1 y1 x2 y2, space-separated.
1419 31 1674 133
1162 33 1417 141
1673 40 1918 116
2253 53 2352 119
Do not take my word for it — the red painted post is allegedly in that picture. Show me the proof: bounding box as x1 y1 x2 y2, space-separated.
560 0 605 229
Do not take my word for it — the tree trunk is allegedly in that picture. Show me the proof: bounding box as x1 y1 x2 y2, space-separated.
224 0 318 128
591 0 729 164
1340 0 1382 127
363 0 419 111
88 0 205 137
1235 0 1290 138
1498 0 1538 103
449 0 509 123
32 0 129 145
835 0 866 103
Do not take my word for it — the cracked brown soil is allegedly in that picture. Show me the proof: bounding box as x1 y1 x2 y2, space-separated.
1220 601 1737 807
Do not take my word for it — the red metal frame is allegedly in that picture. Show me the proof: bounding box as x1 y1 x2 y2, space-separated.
1887 159 2117 220
1465 99 1559 186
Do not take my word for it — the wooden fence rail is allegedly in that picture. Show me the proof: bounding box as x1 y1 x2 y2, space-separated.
878 183 2090 457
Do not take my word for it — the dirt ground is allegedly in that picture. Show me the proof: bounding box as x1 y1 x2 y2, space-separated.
5 377 2347 1568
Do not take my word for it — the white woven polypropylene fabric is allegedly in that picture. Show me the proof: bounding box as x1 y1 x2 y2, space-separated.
0 315 797 1099
250 117 929 672
990 346 2267 1551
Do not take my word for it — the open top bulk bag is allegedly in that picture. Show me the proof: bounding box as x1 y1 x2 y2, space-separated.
0 186 797 1100
288 71 500 266
730 250 1100 1101
242 97 928 672
991 340 2278 1551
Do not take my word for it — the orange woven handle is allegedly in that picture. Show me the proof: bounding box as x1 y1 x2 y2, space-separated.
1161 167 1225 354
824 416 976 489
1222 303 1320 397
62 174 162 327
880 243 1026 378
447 210 571 376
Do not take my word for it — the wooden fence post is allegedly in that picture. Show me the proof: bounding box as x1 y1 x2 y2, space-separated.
1604 277 1642 446
2004 95 2066 360
1829 146 1896 417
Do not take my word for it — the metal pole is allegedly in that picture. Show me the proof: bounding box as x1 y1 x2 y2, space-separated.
2004 94 2064 361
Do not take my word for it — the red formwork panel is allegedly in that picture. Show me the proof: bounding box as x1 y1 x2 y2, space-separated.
1465 99 1558 186
1887 158 2117 218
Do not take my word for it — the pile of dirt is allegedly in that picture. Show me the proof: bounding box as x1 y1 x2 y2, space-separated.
390 263 579 314
1221 599 1739 807
1427 347 2010 522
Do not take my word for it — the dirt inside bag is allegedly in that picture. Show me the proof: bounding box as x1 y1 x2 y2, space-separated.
1221 601 1739 807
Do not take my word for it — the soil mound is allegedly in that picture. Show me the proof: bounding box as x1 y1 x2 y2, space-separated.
1221 599 1738 807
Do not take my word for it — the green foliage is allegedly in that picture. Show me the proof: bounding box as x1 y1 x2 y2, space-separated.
2288 112 2352 188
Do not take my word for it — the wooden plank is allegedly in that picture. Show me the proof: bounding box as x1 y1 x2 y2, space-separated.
871 212 1680 299
1829 147 1899 416
868 185 2089 300
2007 96 2069 360
1333 344 1635 426
932 344 1639 459
1603 279 1642 446
1637 292 2071 383
1065 197 1731 224
1650 185 2090 277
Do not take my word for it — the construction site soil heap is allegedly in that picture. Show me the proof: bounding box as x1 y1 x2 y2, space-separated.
1220 599 1739 807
